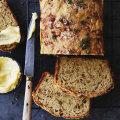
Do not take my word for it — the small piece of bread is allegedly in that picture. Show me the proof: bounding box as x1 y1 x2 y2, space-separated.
55 57 114 98
0 0 20 51
33 72 90 119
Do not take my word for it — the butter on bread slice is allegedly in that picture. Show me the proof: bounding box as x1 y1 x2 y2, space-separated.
33 72 90 119
0 0 21 52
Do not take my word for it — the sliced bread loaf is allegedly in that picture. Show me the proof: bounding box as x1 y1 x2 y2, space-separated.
33 72 90 119
0 0 20 51
55 57 114 98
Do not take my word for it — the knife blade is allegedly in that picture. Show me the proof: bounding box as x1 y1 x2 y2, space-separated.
24 33 35 77
24 12 37 76
22 13 37 120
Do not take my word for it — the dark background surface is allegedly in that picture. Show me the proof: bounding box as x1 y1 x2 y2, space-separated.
0 0 120 120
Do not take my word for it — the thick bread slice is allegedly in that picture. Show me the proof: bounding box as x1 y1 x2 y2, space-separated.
0 0 20 52
33 72 90 119
55 57 114 98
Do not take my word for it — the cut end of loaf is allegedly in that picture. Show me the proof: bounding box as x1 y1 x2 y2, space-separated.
33 72 90 119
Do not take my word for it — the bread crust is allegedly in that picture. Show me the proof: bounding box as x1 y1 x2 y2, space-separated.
40 0 104 55
0 0 21 52
55 56 114 98
33 72 90 119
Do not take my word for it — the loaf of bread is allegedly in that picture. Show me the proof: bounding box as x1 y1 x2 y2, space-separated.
40 0 104 55
33 72 90 119
55 57 114 98
0 0 20 51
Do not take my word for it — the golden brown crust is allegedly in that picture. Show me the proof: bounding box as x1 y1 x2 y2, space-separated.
55 57 114 98
32 72 90 119
40 0 104 55
0 0 21 52
0 43 18 52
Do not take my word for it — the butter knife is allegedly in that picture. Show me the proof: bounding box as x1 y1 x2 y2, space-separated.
22 13 37 120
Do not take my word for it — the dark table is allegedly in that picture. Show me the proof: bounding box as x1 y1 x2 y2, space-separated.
0 0 120 120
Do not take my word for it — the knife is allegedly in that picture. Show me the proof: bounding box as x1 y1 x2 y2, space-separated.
22 13 37 120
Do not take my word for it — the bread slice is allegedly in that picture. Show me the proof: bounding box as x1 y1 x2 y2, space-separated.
0 0 20 52
33 72 90 119
55 57 114 98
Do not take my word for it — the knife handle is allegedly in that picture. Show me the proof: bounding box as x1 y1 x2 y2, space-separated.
22 76 33 120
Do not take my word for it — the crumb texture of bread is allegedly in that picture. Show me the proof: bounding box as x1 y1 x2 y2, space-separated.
0 0 18 31
0 0 20 51
55 57 114 98
40 0 104 55
33 72 90 119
